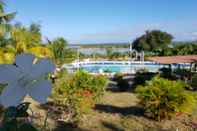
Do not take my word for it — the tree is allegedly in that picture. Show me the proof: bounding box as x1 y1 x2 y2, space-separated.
106 47 113 59
28 22 42 44
0 1 16 24
132 30 173 53
11 23 42 54
173 43 197 55
11 26 30 53
48 37 77 65
0 1 16 47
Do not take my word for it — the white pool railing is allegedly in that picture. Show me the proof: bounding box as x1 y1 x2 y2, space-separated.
71 60 156 68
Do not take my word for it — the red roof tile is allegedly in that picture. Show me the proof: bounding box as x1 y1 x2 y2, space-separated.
148 55 197 64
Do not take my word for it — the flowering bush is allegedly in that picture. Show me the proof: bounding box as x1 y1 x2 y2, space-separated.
135 76 196 121
52 70 108 123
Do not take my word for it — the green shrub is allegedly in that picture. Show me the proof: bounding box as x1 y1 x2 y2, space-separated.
55 68 68 78
173 68 192 81
71 70 107 99
133 72 156 87
190 74 197 90
159 67 176 80
173 68 190 76
52 70 108 123
113 73 123 81
135 76 196 121
114 74 130 91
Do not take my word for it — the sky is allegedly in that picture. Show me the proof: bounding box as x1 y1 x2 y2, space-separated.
5 0 197 44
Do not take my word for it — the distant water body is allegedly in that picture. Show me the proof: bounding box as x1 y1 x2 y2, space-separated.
79 48 129 55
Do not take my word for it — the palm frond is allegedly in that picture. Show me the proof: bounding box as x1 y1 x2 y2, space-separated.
0 0 5 12
0 23 12 36
0 12 16 23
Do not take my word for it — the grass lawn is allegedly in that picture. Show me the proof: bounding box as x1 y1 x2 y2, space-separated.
23 90 197 131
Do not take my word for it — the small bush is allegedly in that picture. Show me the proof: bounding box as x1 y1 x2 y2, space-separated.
190 74 197 90
173 68 190 76
159 67 176 80
52 70 108 123
133 72 156 87
135 76 196 121
173 68 192 81
114 74 130 91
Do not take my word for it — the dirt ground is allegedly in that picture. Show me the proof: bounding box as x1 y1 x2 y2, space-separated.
24 90 197 131
79 92 197 131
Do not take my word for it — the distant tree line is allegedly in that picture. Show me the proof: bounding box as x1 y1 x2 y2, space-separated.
132 30 197 56
73 43 130 48
78 30 197 60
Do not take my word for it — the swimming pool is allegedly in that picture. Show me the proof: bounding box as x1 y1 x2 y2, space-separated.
80 63 164 73
63 61 191 74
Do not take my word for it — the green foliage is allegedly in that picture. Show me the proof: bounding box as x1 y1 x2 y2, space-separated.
106 48 113 59
52 70 108 123
132 30 173 52
78 43 129 48
145 42 197 57
0 48 15 64
159 67 174 79
0 1 15 45
190 74 197 90
135 76 196 121
173 43 197 55
114 74 130 91
0 1 16 25
0 103 38 131
18 123 38 131
11 23 42 54
48 37 77 65
27 45 53 58
173 68 192 82
133 72 156 87
106 49 127 60
67 70 107 99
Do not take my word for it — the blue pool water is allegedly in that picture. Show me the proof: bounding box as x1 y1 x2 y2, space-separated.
80 63 167 73
64 61 191 74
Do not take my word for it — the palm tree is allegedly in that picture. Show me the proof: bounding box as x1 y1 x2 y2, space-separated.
11 23 42 54
28 23 42 45
0 1 16 46
0 1 16 63
0 1 16 23
47 37 77 65
47 37 68 65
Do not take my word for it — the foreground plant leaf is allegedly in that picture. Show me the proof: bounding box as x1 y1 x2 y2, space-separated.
19 123 38 131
